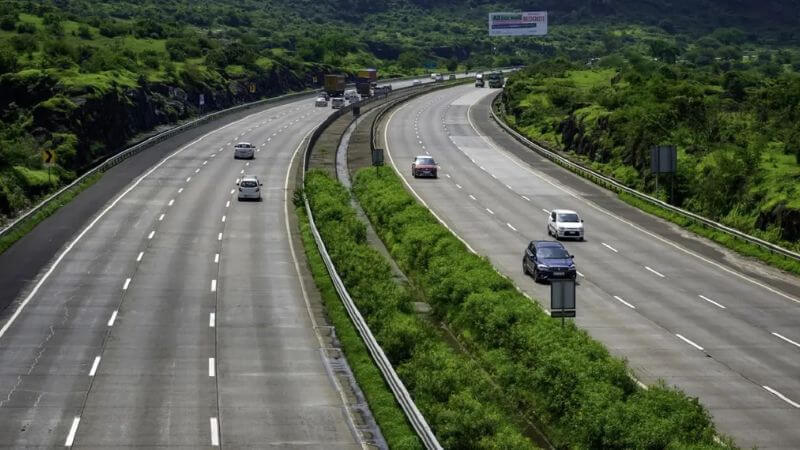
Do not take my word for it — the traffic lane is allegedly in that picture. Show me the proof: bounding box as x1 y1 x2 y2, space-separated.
436 88 800 394
72 170 227 446
387 88 800 448
470 90 800 305
217 119 360 447
0 91 325 315
0 101 329 446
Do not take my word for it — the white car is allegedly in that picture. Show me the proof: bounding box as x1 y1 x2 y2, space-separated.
344 89 358 101
237 175 262 201
547 209 585 240
331 97 345 109
315 97 328 107
430 73 438 79
233 142 255 159
412 79 422 86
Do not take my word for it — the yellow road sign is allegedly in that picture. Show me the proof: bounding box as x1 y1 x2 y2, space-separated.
42 149 55 166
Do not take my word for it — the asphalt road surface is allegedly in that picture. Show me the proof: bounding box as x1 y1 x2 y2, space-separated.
383 84 800 449
0 97 349 447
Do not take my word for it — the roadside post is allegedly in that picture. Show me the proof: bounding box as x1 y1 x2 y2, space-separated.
650 145 677 202
550 279 576 327
372 148 384 177
42 149 55 185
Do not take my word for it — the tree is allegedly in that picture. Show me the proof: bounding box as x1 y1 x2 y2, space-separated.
648 39 679 64
397 50 422 70
0 44 18 75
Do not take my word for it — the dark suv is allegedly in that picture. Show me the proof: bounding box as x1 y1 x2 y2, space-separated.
522 240 576 282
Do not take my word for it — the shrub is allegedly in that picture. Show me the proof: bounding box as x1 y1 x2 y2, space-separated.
352 166 721 448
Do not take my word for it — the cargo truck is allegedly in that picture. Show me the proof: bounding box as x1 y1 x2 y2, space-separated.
324 74 346 97
356 68 378 98
487 71 504 88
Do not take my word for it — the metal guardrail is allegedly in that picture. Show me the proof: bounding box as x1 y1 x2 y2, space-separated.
489 94 800 262
0 87 326 239
302 82 446 450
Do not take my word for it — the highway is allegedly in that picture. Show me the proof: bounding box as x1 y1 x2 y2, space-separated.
383 84 800 449
0 90 371 447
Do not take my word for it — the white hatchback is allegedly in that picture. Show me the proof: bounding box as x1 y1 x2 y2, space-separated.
237 175 262 201
547 209 585 240
234 142 255 159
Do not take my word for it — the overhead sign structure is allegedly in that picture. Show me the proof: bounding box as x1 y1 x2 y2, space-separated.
489 11 548 36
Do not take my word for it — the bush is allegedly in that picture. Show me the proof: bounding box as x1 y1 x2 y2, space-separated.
0 44 17 75
15 21 36 34
304 170 534 448
352 167 721 448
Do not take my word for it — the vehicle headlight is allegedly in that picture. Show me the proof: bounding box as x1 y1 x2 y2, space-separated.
537 264 549 269
557 227 565 231
569 263 575 268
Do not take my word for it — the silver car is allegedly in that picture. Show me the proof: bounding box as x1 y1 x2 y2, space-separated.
237 175 262 201
331 97 345 109
314 96 328 107
234 142 255 159
547 209 585 240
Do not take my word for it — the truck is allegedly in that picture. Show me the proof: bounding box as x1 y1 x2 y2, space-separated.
487 71 504 88
356 68 378 98
475 73 485 87
324 74 346 97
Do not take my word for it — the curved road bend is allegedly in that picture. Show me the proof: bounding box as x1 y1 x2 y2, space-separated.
384 85 800 449
0 96 363 447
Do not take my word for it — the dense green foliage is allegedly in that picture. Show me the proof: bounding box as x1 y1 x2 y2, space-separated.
1 0 797 226
296 206 424 450
503 44 800 250
304 170 535 449
352 166 723 449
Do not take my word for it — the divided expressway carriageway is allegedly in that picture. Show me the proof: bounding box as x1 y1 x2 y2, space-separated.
0 76 437 448
382 85 800 449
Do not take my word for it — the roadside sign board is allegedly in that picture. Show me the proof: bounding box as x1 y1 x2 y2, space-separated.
651 146 677 173
199 94 205 106
372 148 384 167
489 11 548 36
42 149 55 166
550 279 576 318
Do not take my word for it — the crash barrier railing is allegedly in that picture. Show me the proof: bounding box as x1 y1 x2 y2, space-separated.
302 83 446 450
489 94 800 263
0 87 328 239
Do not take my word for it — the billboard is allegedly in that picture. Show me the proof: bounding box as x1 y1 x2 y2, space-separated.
489 11 548 36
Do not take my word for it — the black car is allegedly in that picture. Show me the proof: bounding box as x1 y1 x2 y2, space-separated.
522 240 576 282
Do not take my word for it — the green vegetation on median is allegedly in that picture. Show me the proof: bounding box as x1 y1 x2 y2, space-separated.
352 166 725 449
0 170 101 255
303 170 535 449
296 205 423 450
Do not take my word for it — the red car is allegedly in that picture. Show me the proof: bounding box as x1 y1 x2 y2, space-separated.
411 156 438 178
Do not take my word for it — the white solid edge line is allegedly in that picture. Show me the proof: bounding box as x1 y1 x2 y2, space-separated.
208 358 215 377
122 278 131 290
88 355 101 376
210 417 220 446
211 279 217 292
107 310 118 327
64 417 80 447
763 386 800 408
465 99 800 305
602 242 618 253
645 266 665 278
676 333 704 351
209 313 215 328
772 332 800 349
613 295 636 309
699 294 726 309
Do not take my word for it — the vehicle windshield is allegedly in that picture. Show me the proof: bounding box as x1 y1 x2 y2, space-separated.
538 246 570 259
557 213 580 223
416 157 435 165
241 180 257 188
